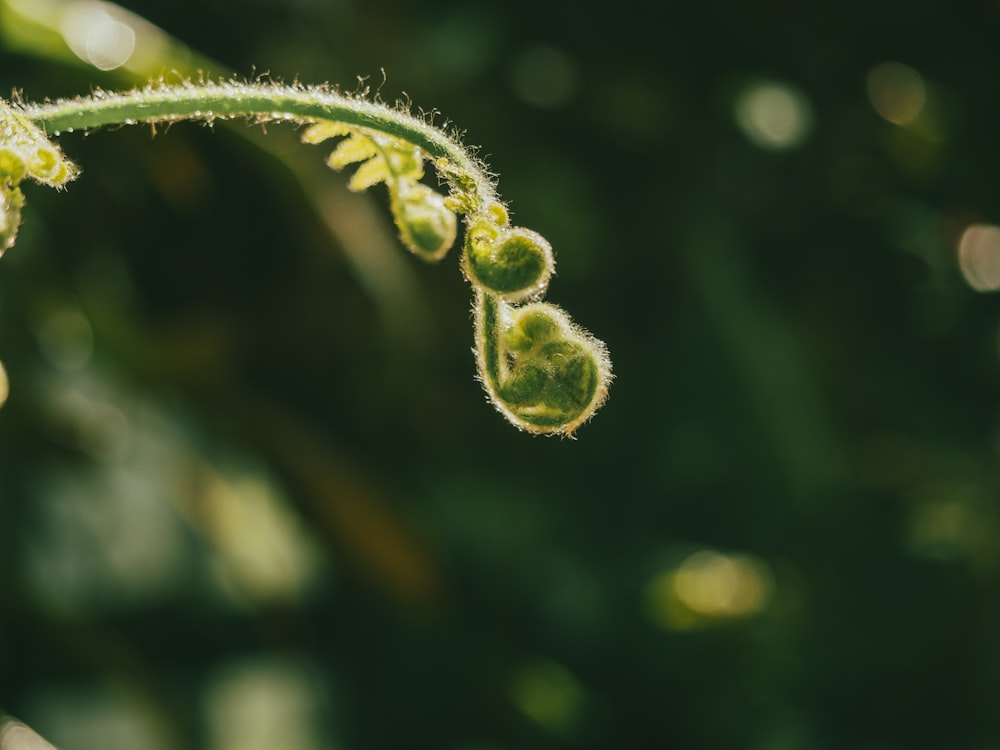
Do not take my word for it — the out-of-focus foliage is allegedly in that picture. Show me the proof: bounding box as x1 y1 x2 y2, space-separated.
2 1 1000 749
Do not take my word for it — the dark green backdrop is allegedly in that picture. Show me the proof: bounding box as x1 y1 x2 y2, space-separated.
2 1 1000 748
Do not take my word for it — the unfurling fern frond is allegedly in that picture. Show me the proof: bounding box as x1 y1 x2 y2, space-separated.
1 79 611 436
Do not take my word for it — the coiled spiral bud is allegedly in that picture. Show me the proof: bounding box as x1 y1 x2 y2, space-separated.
462 207 554 303
477 295 611 436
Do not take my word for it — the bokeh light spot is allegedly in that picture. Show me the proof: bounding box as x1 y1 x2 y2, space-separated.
195 467 325 606
37 309 94 372
908 497 974 559
202 656 331 750
508 46 581 109
734 80 813 150
904 482 997 568
0 359 8 410
645 550 773 630
510 659 587 737
24 461 187 613
60 3 136 71
867 61 926 126
957 223 1000 292
673 550 770 616
19 685 170 750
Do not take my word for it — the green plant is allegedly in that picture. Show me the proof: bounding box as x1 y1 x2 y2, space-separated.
0 78 611 436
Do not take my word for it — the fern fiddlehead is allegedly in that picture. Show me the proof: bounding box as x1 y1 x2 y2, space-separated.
0 103 77 252
0 78 611 436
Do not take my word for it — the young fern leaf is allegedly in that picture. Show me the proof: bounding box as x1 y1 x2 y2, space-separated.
0 99 77 253
0 78 612 436
319 128 456 260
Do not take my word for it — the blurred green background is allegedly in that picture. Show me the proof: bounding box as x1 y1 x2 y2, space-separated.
2 1 1000 748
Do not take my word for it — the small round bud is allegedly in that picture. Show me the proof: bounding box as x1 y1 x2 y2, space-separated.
29 147 69 184
463 223 554 301
390 183 458 261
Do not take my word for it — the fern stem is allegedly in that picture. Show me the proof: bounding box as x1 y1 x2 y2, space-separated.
22 80 497 211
